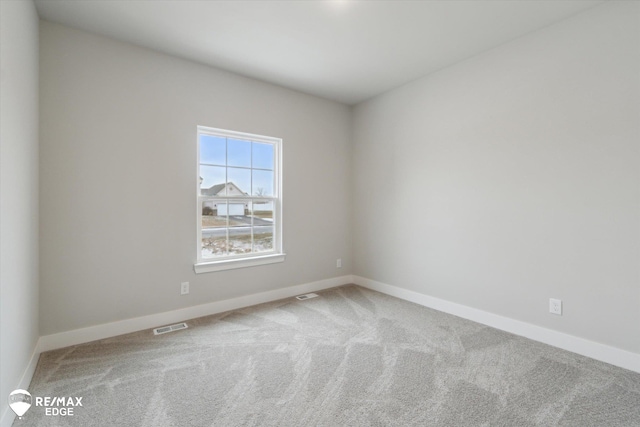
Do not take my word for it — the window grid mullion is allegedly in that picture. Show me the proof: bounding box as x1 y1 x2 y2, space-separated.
250 145 254 251
225 138 229 255
200 164 272 172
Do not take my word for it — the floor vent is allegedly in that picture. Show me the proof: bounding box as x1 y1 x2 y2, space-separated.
296 293 319 301
153 322 188 335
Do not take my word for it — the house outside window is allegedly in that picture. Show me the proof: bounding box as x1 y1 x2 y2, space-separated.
195 126 284 273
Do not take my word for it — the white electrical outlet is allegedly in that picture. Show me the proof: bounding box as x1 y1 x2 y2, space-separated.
337 258 342 268
549 298 562 315
181 282 189 295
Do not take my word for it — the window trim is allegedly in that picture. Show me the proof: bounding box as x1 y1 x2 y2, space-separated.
194 253 286 274
194 126 284 273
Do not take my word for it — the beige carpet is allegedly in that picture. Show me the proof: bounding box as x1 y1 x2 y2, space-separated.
15 285 640 426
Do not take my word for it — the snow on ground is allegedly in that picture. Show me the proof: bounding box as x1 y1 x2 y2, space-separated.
202 236 273 258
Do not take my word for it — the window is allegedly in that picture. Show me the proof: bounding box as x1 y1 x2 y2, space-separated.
195 126 284 273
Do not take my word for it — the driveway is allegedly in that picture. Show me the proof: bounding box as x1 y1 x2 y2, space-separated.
202 215 273 238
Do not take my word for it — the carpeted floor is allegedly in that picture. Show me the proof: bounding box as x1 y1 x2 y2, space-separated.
15 285 640 426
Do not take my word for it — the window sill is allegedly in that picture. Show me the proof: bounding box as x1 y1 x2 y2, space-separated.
194 253 286 274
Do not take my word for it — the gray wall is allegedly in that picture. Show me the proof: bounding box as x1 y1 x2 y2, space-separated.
352 1 639 353
0 0 40 421
39 21 352 335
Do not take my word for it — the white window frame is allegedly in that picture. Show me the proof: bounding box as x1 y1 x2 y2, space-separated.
194 126 285 274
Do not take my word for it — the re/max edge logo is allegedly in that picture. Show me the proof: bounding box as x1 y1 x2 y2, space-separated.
35 396 83 416
8 390 84 418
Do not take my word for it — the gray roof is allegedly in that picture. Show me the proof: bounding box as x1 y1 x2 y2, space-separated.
201 182 247 196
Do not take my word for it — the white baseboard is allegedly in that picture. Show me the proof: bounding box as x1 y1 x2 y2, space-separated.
1 339 41 427
353 275 640 374
38 275 354 353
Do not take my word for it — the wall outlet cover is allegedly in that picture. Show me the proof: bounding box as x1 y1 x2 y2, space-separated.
549 298 562 315
181 282 189 295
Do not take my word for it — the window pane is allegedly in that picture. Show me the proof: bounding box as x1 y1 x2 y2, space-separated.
200 166 226 195
227 139 251 168
251 200 273 215
253 228 273 253
221 200 249 255
228 229 252 255
252 142 274 170
252 201 274 253
202 201 228 258
252 169 274 196
200 135 226 165
227 167 251 195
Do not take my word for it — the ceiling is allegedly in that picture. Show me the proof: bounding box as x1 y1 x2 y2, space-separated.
34 0 605 105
